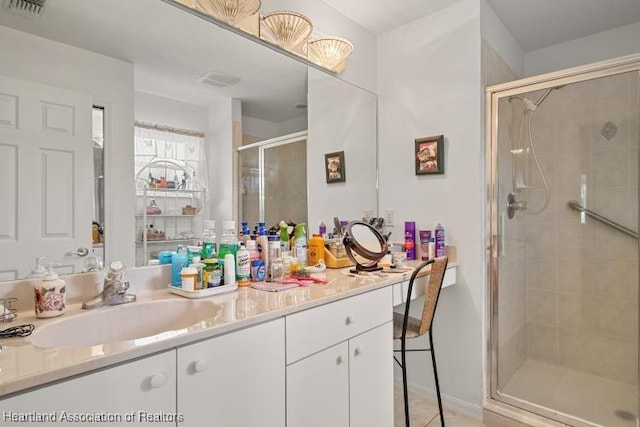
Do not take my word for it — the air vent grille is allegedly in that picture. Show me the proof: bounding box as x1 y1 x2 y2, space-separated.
197 71 241 88
3 0 48 17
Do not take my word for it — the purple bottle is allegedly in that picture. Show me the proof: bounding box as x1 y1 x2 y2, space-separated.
404 221 416 260
434 223 446 258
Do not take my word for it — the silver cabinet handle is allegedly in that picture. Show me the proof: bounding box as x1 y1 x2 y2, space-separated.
149 373 167 389
194 358 208 373
336 355 345 365
345 315 354 325
354 347 363 357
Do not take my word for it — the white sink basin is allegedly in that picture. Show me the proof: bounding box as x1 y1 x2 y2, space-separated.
28 299 221 348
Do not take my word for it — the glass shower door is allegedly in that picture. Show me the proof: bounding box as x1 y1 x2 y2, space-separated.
238 131 308 229
490 68 639 427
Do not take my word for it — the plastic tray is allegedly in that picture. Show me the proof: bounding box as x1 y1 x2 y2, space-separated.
168 283 238 298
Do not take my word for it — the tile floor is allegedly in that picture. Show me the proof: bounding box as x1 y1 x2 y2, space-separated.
501 358 637 427
393 386 485 427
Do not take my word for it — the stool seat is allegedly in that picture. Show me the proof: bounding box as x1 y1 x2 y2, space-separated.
392 312 421 339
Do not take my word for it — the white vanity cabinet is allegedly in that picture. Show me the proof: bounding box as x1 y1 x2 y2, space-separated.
0 350 177 427
177 318 285 427
285 287 394 427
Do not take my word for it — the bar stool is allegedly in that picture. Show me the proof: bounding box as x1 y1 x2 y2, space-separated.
393 256 448 427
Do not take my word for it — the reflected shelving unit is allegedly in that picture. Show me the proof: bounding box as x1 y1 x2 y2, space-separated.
136 187 206 266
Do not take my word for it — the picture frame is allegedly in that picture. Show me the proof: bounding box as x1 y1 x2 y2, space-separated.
325 151 346 183
415 135 444 175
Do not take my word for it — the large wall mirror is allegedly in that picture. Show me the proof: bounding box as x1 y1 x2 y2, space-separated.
0 0 377 281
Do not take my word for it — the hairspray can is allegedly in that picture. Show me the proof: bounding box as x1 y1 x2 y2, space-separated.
404 221 416 260
435 223 446 258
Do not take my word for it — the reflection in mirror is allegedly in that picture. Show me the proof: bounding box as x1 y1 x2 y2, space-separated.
0 0 377 282
238 131 308 230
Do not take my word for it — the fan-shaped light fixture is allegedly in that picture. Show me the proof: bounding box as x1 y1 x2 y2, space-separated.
305 36 353 73
260 11 313 50
194 0 261 25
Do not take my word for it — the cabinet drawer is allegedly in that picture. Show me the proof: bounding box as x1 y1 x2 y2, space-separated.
286 287 392 364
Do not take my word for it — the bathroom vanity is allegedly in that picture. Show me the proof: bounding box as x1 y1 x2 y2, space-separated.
0 263 456 426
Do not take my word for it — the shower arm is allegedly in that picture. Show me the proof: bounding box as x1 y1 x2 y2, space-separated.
567 201 638 240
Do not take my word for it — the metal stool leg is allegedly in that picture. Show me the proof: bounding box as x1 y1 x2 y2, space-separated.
429 330 445 427
401 338 410 427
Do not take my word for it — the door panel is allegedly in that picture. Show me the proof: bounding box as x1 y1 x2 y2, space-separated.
0 74 93 278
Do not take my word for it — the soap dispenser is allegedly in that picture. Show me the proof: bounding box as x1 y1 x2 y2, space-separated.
28 257 47 278
34 264 66 318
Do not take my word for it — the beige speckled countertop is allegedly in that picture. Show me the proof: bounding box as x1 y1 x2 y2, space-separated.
0 265 424 399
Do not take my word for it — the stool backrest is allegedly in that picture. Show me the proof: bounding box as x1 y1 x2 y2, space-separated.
401 256 449 338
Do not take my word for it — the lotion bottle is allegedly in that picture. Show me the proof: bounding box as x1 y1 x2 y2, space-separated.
34 264 66 318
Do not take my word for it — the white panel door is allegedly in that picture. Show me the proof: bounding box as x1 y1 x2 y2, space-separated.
0 350 177 427
0 74 93 279
177 319 285 427
349 322 394 427
287 341 350 427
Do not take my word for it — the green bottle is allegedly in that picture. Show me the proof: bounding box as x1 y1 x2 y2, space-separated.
279 221 290 252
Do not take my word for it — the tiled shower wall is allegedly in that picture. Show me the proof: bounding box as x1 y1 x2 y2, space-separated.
521 72 639 385
482 39 527 385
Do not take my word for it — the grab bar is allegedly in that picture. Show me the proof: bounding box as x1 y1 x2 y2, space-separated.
567 201 638 240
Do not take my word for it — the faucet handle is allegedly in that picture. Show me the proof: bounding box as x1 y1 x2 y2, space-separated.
115 281 130 295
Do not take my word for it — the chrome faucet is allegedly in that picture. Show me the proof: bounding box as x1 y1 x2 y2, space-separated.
82 261 136 309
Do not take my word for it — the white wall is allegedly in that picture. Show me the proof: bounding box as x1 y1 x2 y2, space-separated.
307 68 378 233
480 0 524 76
0 26 135 268
207 98 239 238
377 0 484 414
134 92 209 133
524 21 640 76
264 0 378 93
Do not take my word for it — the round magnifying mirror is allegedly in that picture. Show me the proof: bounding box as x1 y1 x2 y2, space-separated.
343 221 388 273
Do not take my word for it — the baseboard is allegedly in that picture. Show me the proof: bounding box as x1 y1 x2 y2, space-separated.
395 378 483 419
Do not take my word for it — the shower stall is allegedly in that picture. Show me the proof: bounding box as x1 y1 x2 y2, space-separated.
486 55 639 427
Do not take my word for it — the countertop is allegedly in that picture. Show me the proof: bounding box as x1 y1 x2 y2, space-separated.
0 260 456 399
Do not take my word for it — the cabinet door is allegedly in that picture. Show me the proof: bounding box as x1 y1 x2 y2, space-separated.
350 322 394 427
287 341 349 427
0 350 177 427
177 318 285 427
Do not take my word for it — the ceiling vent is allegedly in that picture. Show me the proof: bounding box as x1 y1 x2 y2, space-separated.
197 71 241 88
2 0 48 18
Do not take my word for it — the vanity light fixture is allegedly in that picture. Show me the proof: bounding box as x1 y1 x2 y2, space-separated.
194 0 261 25
260 11 313 50
304 36 353 73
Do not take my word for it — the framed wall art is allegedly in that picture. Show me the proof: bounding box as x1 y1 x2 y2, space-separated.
325 151 346 183
415 135 444 175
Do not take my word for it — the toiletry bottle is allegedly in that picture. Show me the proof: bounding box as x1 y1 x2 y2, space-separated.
190 257 204 290
240 221 251 245
201 220 216 259
434 223 446 258
181 266 198 291
279 221 290 252
246 239 259 264
218 220 239 284
404 221 416 260
236 243 251 286
419 230 432 261
34 264 66 318
224 253 236 286
308 233 325 266
266 234 281 281
256 222 268 267
172 246 188 287
428 236 436 260
319 221 327 238
294 223 308 268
